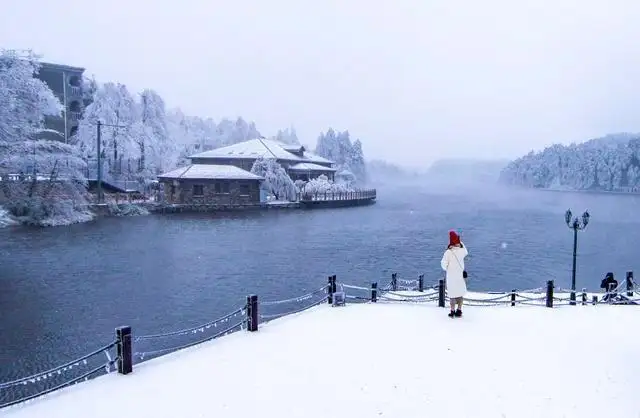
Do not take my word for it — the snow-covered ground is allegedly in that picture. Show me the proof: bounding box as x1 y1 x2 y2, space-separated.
4 301 640 418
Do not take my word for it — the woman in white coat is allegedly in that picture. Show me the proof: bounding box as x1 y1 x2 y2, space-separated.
440 230 468 318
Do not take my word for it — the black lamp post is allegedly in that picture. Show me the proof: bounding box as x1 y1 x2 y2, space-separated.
565 208 590 305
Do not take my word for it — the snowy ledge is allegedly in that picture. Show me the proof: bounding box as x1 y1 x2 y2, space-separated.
4 301 640 418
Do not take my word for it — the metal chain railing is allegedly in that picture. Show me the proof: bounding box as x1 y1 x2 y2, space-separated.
259 285 330 323
0 341 119 409
133 306 247 362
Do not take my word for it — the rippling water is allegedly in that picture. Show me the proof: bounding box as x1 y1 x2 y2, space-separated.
1 183 639 398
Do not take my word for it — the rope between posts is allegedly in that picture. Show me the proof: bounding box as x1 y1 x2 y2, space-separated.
342 284 370 291
0 357 119 409
260 295 329 321
0 341 118 389
380 290 438 299
134 320 246 360
134 307 245 341
260 285 329 306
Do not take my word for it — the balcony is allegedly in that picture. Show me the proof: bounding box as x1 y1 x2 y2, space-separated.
68 86 82 97
68 111 82 122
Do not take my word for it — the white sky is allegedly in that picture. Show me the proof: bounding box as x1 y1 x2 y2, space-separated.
2 0 640 168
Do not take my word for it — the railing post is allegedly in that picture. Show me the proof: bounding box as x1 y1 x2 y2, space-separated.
438 279 445 307
115 326 132 375
581 288 587 305
626 271 634 297
247 295 258 332
371 282 378 302
511 289 516 307
545 280 554 308
391 273 397 291
418 274 424 292
328 276 335 304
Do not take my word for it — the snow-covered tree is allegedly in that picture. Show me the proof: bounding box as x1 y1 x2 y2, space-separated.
75 82 141 176
315 128 368 184
272 126 300 145
0 50 90 226
250 157 296 201
0 50 61 145
138 89 173 177
500 133 640 191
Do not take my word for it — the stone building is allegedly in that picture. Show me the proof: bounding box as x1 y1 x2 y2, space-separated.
189 138 336 182
157 164 263 205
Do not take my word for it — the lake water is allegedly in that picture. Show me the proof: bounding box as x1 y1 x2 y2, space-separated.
1 183 639 403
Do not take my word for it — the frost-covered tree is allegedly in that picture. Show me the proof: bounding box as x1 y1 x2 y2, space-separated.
0 50 90 226
75 82 141 176
500 133 640 191
138 89 173 177
315 128 367 184
272 126 300 145
250 157 296 201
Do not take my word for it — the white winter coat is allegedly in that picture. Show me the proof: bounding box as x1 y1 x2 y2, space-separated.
440 243 468 298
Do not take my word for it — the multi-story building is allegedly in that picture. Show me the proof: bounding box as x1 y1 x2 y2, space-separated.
35 62 85 143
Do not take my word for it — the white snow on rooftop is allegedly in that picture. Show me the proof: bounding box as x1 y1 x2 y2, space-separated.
301 150 333 165
189 138 305 161
189 139 335 166
4 301 639 418
157 164 263 180
288 162 337 172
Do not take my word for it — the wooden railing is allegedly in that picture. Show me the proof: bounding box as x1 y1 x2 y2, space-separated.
299 189 376 202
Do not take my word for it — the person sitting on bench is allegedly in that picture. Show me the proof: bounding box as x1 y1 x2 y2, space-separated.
600 272 618 302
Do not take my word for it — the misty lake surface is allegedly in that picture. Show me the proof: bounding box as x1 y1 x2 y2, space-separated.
1 183 639 398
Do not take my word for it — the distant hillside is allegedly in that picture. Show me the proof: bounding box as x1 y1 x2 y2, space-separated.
499 133 640 192
426 158 509 184
366 159 422 186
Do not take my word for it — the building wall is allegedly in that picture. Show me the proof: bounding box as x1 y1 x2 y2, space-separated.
160 179 261 205
35 64 85 142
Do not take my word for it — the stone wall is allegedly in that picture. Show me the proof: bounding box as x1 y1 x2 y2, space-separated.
161 179 261 205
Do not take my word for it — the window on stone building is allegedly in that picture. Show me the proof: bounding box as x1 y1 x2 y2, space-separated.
193 184 204 196
215 182 230 194
239 184 250 196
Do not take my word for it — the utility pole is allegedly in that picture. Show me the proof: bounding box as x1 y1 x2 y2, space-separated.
91 120 127 204
96 121 102 203
62 71 68 144
565 209 590 305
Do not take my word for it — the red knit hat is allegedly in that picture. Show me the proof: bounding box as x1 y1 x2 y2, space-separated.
449 230 461 247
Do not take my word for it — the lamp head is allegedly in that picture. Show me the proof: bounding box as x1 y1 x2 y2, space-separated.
582 210 590 228
565 209 572 226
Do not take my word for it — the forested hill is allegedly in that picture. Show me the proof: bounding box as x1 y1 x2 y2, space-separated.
499 133 640 191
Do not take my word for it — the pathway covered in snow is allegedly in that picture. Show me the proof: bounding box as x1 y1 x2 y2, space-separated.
4 302 639 418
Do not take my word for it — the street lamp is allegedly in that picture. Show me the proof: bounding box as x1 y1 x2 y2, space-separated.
565 208 590 305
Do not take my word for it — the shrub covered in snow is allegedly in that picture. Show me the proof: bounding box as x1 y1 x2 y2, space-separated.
105 202 150 217
302 175 353 195
10 197 95 227
0 206 17 227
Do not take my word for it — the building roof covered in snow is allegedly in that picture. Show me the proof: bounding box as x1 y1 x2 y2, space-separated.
288 162 337 172
189 139 304 162
189 138 334 166
336 169 355 177
157 164 263 181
